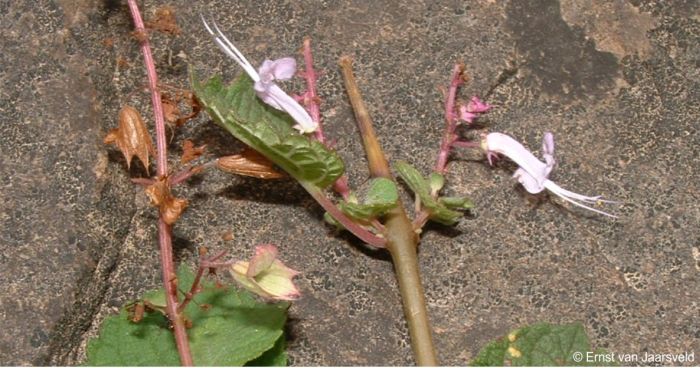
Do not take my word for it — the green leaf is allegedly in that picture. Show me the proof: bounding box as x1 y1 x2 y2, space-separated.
428 172 445 194
471 322 613 366
365 177 399 206
337 178 399 221
439 196 474 210
246 335 287 366
86 266 289 366
323 211 343 229
192 73 344 189
394 161 462 225
470 335 509 367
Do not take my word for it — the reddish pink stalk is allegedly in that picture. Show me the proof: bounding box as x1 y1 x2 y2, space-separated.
301 38 324 143
412 64 465 230
434 64 464 174
308 187 387 247
301 38 352 200
126 1 193 365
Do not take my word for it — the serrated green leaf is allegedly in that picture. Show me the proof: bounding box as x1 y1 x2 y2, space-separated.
337 178 399 221
394 161 431 197
394 161 462 225
365 177 399 206
86 266 288 366
192 73 344 189
471 322 613 366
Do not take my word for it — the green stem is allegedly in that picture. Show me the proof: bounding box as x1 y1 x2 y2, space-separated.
339 56 438 366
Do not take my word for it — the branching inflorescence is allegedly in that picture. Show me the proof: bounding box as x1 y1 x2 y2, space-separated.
195 18 617 365
109 6 618 365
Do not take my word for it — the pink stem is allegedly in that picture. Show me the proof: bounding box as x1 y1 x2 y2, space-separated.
302 38 324 143
126 1 193 365
414 64 465 230
169 160 217 186
434 64 464 174
307 186 387 248
177 250 227 313
301 38 352 200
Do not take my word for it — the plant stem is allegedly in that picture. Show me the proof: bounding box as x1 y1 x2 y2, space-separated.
339 56 438 366
434 63 464 174
126 1 193 365
304 183 387 248
178 250 227 313
412 64 466 230
301 38 352 200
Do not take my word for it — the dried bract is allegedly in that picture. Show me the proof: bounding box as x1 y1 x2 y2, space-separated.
217 148 285 179
145 177 188 225
104 105 155 173
180 139 206 164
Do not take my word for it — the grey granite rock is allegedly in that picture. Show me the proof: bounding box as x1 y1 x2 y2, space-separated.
0 0 697 365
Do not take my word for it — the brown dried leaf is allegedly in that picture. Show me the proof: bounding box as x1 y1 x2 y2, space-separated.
175 91 202 126
180 139 206 164
161 93 180 125
145 5 181 35
144 177 188 225
104 106 155 173
217 149 286 179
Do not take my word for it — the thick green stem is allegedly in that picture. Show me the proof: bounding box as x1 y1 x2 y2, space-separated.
339 56 438 366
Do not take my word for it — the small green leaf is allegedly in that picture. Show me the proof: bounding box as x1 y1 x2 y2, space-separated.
429 172 445 194
365 177 399 206
471 322 613 366
86 266 289 366
394 161 462 225
394 161 431 198
337 178 399 221
192 73 344 189
439 196 474 210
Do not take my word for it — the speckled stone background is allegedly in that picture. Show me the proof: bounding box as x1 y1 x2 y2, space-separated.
1 0 698 366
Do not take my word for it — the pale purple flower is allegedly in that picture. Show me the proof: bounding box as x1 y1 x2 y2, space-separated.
202 18 317 134
482 132 616 217
458 96 491 123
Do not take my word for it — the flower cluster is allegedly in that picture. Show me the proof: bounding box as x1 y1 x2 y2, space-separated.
458 96 491 123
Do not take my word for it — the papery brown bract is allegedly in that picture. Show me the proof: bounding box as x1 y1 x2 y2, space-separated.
180 139 206 164
161 93 181 126
145 177 188 225
104 105 155 173
217 148 286 179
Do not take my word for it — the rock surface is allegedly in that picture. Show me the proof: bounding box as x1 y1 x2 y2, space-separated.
0 0 698 365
